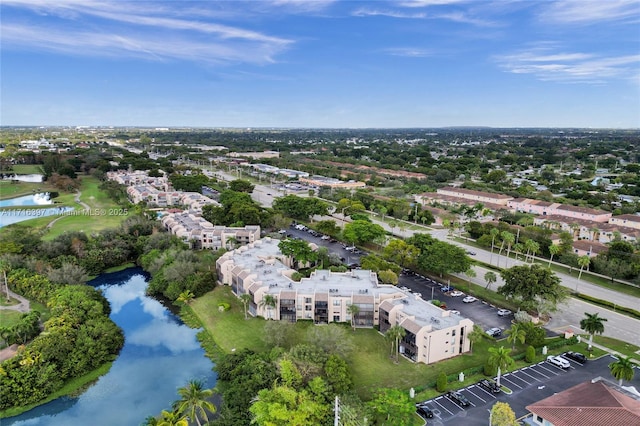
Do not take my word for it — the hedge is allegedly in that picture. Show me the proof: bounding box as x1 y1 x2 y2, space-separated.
574 293 640 320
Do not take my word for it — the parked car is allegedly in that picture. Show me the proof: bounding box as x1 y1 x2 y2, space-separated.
446 391 470 407
321 235 330 240
563 351 587 364
547 355 570 369
440 285 454 292
416 404 434 418
449 310 460 315
486 328 502 337
450 290 465 297
466 250 477 255
497 309 512 317
477 379 501 394
462 296 477 303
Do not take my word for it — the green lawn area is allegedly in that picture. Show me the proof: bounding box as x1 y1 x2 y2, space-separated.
591 335 640 360
11 165 43 174
0 309 23 329
0 180 58 200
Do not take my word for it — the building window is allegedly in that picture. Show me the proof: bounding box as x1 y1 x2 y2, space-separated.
333 300 341 306
452 330 456 337
305 297 312 304
305 305 312 311
333 315 340 322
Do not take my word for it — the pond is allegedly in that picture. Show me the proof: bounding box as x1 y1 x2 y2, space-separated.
4 268 216 426
0 193 53 208
0 174 44 183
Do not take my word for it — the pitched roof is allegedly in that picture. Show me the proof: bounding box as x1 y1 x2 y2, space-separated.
526 380 640 426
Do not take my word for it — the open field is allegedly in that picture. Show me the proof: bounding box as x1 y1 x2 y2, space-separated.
0 180 58 200
10 165 43 174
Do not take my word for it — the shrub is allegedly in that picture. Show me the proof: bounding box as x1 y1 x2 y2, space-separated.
514 310 532 324
436 372 448 392
525 345 536 363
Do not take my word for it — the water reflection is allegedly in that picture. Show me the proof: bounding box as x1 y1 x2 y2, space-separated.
5 268 216 426
0 193 52 208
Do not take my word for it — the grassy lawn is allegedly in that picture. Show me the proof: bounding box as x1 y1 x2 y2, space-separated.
11 165 43 174
0 309 23 328
591 335 640 360
191 286 589 401
0 180 58 200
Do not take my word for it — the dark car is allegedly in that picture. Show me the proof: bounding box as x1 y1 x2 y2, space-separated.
477 379 501 394
563 351 587 364
416 404 434 419
440 285 454 292
446 391 470 407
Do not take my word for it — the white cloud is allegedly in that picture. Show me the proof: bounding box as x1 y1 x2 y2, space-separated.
399 0 470 7
540 0 640 24
383 47 434 57
496 46 640 84
352 8 426 19
1 1 293 65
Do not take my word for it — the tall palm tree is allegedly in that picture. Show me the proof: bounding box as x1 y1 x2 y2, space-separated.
577 255 590 280
609 356 635 386
484 271 497 290
580 312 607 350
529 241 540 263
505 324 526 350
464 268 476 292
239 293 252 320
468 325 485 355
513 243 524 262
488 346 514 388
489 228 500 266
502 232 515 267
174 379 216 426
259 294 277 320
0 259 11 300
386 325 406 363
346 304 360 331
548 243 560 267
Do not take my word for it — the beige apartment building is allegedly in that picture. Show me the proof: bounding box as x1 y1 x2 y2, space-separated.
216 238 473 365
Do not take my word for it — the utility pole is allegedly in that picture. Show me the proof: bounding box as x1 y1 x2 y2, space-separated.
334 395 340 426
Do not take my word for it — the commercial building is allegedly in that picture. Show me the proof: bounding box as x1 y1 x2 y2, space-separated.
299 175 366 189
216 238 473 365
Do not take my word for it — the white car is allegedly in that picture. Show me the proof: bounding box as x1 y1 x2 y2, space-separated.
497 309 512 316
547 355 570 369
462 296 477 303
449 310 460 315
450 290 464 297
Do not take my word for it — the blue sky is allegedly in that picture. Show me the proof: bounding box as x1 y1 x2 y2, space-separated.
1 0 639 128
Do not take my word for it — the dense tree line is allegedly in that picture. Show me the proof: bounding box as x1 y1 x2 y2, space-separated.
0 271 124 410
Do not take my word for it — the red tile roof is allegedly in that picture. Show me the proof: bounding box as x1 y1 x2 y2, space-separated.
526 381 640 426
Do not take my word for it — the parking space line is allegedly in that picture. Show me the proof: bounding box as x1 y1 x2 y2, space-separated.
432 397 455 416
506 372 532 386
474 385 497 398
536 362 561 375
528 365 551 379
465 387 487 403
518 368 541 382
500 375 523 389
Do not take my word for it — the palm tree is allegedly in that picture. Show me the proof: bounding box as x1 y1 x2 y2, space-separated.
488 346 514 388
580 312 607 350
528 240 540 263
548 243 560 267
609 356 635 386
577 255 590 280
489 228 500 266
513 243 524 262
176 290 194 305
174 379 216 426
505 324 526 350
259 294 277 320
484 271 497 290
157 410 188 426
502 231 515 267
464 268 476 292
386 325 406 363
347 304 360 331
468 325 485 355
0 259 11 300
239 293 252 320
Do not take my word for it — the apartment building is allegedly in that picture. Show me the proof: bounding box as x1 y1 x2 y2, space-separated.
161 212 260 250
609 214 640 230
216 238 473 365
436 187 513 206
509 199 612 222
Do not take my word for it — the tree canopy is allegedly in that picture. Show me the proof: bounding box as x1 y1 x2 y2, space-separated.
499 264 568 315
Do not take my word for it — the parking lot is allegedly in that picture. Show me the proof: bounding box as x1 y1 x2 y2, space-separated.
416 354 640 425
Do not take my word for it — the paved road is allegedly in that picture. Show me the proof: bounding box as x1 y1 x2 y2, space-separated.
211 167 640 346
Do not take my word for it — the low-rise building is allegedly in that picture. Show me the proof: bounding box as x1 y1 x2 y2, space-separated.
216 238 473 365
299 175 366 189
162 212 259 250
609 214 640 230
437 187 512 206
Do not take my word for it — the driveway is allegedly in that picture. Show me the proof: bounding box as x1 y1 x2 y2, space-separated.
416 354 640 425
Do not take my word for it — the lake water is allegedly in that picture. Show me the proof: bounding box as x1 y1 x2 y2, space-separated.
0 193 74 228
0 174 43 183
4 268 216 426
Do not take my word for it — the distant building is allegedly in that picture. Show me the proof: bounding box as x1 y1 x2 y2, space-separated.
229 151 280 159
609 214 640 230
437 187 512 206
216 238 473 365
299 175 366 189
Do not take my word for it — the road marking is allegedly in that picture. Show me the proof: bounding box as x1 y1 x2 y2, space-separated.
537 363 560 375
465 388 487 403
474 385 497 398
500 375 523 389
506 372 531 386
518 368 540 382
432 397 455 415
529 365 552 379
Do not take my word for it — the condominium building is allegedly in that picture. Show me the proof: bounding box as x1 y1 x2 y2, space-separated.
161 212 259 250
216 238 473 365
